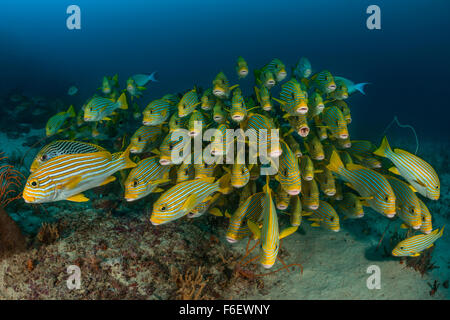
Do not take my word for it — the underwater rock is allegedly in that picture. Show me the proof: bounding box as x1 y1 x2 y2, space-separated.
0 206 27 259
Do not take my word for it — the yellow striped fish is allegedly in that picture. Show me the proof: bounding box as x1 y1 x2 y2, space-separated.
275 140 301 195
392 226 444 257
236 56 249 79
254 85 273 111
301 178 320 210
84 93 128 122
307 70 336 94
304 200 340 232
287 195 302 227
305 132 325 161
230 87 247 123
124 157 172 202
178 88 201 118
23 145 136 203
274 183 291 210
212 72 238 99
286 115 310 137
418 198 432 234
142 98 175 126
226 192 264 243
327 151 396 218
150 174 231 225
200 88 215 111
265 58 287 82
46 105 76 136
245 113 281 158
321 105 349 140
230 158 251 189
315 165 336 197
374 136 440 200
176 162 194 183
129 125 163 154
30 140 106 173
307 92 325 118
384 175 422 229
334 192 364 219
274 78 308 116
300 155 320 181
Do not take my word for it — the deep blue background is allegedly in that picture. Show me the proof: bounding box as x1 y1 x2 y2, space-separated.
1 0 449 142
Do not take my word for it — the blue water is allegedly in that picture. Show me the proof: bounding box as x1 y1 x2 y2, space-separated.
1 0 449 141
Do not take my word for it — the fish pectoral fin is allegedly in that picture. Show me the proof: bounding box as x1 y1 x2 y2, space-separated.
388 166 400 175
61 175 83 190
345 182 356 191
247 220 261 239
310 222 321 227
224 210 231 218
409 252 421 257
414 179 427 188
301 211 313 216
98 176 116 187
279 226 298 239
66 193 90 202
426 243 434 250
359 196 373 200
153 188 165 193
103 117 112 121
208 207 222 217
181 194 197 212
400 223 410 229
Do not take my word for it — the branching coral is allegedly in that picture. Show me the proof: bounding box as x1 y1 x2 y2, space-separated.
171 266 208 300
0 153 24 207
36 222 60 244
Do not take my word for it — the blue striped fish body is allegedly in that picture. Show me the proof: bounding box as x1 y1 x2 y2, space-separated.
212 72 238 99
274 184 291 210
315 165 336 197
254 68 276 89
230 88 247 122
418 199 432 234
293 57 312 79
23 146 136 203
188 192 221 218
226 192 264 243
210 123 230 156
124 157 171 201
176 162 194 183
150 174 230 225
46 105 76 136
143 99 175 126
168 112 189 132
350 152 382 169
178 88 201 118
374 136 440 200
392 226 444 257
276 140 301 195
301 178 319 210
307 92 325 118
384 175 422 229
194 161 217 179
327 151 396 217
161 93 180 105
305 132 324 160
245 113 281 158
328 100 351 123
236 56 249 79
327 79 349 100
212 100 227 123
334 136 352 149
299 155 316 181
335 192 364 219
201 88 215 111
349 140 376 154
288 195 302 227
158 130 189 166
84 93 128 122
31 140 106 173
187 109 205 137
129 125 163 154
284 134 302 158
254 85 273 111
265 58 287 82
259 182 280 268
276 78 308 115
321 106 349 140
304 200 340 232
231 162 250 189
308 70 336 94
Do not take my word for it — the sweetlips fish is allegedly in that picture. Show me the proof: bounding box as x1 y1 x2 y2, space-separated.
384 175 422 230
245 113 282 159
327 78 349 100
374 136 440 200
327 151 396 218
187 192 222 218
334 192 364 219
334 76 369 95
212 72 239 99
212 99 227 123
157 130 189 166
315 165 336 197
200 88 215 111
418 199 432 234
328 100 351 124
293 57 312 79
247 177 298 269
209 123 230 156
265 58 287 82
392 226 444 257
307 92 325 118
84 93 128 122
286 115 310 137
304 132 324 160
349 140 376 154
236 56 249 79
306 70 336 94
299 155 321 181
23 145 136 203
194 160 217 180
321 105 349 140
274 78 308 116
100 74 118 95
254 85 273 111
254 68 276 89
126 77 146 99
124 157 171 202
301 177 320 210
30 140 106 173
178 88 201 118
130 72 158 86
129 125 163 154
176 162 194 183
286 195 302 227
226 192 264 243
274 183 291 210
275 140 302 196
187 109 206 137
229 153 251 188
283 134 302 158
46 105 76 136
150 174 231 225
230 87 248 123
168 112 189 132
303 200 340 232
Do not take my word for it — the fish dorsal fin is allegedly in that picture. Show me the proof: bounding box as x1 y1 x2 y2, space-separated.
346 163 366 171
389 166 400 175
66 193 89 202
208 207 222 217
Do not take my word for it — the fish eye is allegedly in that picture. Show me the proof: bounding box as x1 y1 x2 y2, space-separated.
138 136 142 142
160 205 166 211
384 196 389 202
436 185 439 189
132 179 139 187
29 179 39 188
400 246 404 250
41 154 47 161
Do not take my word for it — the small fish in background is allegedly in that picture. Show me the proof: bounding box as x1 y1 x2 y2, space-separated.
293 57 312 79
100 74 119 95
304 132 325 161
274 184 291 210
187 109 206 137
229 87 248 123
334 76 369 95
124 156 171 202
303 200 340 232
327 78 349 100
275 140 302 196
301 178 320 210
300 155 320 181
306 70 336 94
274 78 308 116
235 56 249 79
286 195 302 227
23 145 136 203
265 58 287 82
129 125 163 154
254 68 276 89
126 77 146 99
321 105 349 140
254 85 272 111
46 105 76 136
130 72 158 86
374 136 440 200
334 192 364 219
178 88 201 118
212 99 227 123
200 88 215 111
84 92 128 122
67 86 78 96
392 226 445 257
142 98 175 126
286 115 310 137
212 72 239 99
307 92 325 119
418 199 432 234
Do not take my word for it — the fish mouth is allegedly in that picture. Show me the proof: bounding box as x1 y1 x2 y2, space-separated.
339 133 349 139
267 80 276 86
413 225 421 230
315 155 325 161
269 149 282 158
262 105 272 111
277 204 288 210
296 106 308 115
295 152 302 158
424 230 431 234
201 105 212 111
287 189 301 196
342 94 349 99
304 70 312 77
213 89 225 96
342 142 351 148
325 190 336 196
298 127 310 137
239 70 248 76
23 194 35 203
130 148 140 154
125 196 138 202
159 158 172 166
83 117 92 122
261 263 275 269
226 237 238 243
333 228 340 232
232 114 244 121
142 120 154 126
386 212 396 218
356 213 364 218
213 115 223 122
328 84 336 91
308 204 319 210
304 175 313 181
150 220 161 226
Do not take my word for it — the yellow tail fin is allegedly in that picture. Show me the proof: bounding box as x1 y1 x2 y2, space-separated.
373 136 392 158
117 92 128 110
326 151 344 173
117 144 137 170
67 105 76 117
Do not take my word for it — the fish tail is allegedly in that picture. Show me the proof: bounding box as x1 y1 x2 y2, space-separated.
373 136 392 158
354 82 370 95
67 105 76 117
438 225 445 238
114 144 137 170
216 173 232 194
117 92 128 110
326 150 344 173
148 71 158 82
